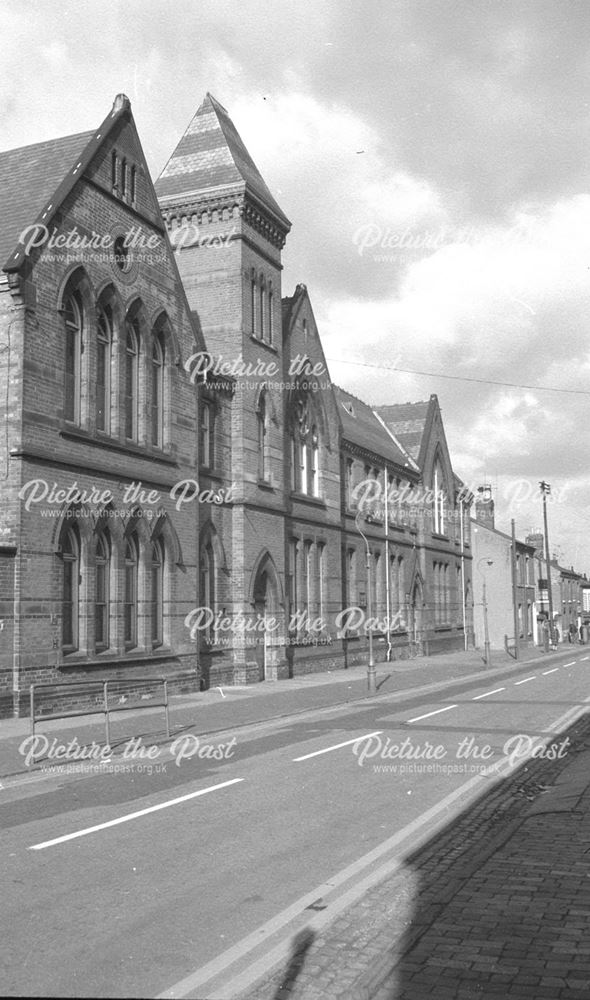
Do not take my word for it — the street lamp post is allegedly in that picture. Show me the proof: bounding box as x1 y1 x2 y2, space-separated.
355 508 376 694
540 481 554 643
477 558 494 666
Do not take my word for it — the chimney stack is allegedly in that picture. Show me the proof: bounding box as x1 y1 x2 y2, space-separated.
475 485 495 529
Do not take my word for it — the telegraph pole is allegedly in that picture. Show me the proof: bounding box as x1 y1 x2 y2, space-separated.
511 519 520 660
539 481 554 635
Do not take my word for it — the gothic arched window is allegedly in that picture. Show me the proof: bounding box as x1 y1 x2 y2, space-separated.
433 459 446 534
95 531 110 650
257 391 269 481
64 290 83 423
151 538 164 647
97 304 113 433
151 334 164 447
125 318 139 440
62 526 80 651
124 535 138 648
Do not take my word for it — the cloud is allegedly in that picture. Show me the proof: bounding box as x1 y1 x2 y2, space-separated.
1 0 590 568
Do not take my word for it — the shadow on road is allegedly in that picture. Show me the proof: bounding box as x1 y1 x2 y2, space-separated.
369 710 590 999
272 927 316 999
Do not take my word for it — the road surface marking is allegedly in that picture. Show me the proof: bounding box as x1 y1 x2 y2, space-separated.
581 656 589 661
514 676 536 685
543 668 559 675
563 661 576 667
472 688 505 701
157 771 488 999
293 732 382 762
406 705 457 724
28 778 244 851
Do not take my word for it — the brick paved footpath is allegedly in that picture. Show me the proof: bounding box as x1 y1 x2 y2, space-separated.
237 710 590 1000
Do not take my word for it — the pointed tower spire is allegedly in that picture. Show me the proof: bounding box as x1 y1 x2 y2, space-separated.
155 94 290 358
156 93 290 246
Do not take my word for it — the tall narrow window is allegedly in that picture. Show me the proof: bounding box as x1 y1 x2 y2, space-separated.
151 335 164 447
318 543 327 622
96 305 112 433
111 150 118 192
288 539 299 620
121 158 127 199
347 548 357 609
259 279 265 341
303 541 312 617
251 273 257 336
125 319 139 440
64 292 82 422
130 165 136 204
124 535 138 649
62 526 80 651
310 426 319 496
346 458 354 508
397 557 405 617
300 438 308 492
268 285 273 344
151 539 164 647
95 532 110 650
199 543 214 641
433 460 446 534
200 401 212 468
257 392 268 481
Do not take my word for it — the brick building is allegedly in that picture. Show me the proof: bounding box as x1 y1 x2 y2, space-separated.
155 94 474 686
0 95 203 717
0 92 474 714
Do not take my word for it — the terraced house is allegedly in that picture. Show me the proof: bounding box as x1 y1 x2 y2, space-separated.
0 92 474 715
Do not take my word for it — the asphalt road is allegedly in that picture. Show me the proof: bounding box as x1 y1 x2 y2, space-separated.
2 652 589 998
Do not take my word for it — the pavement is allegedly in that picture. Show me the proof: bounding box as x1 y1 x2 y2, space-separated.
230 647 590 1000
0 641 574 780
4 642 590 1000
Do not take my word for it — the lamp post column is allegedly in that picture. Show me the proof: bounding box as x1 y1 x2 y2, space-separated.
355 509 376 694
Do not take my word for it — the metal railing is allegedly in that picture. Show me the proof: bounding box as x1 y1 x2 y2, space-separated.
29 677 171 744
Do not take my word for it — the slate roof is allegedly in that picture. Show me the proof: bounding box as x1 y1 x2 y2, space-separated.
375 401 431 462
155 93 290 230
334 386 415 470
0 130 94 270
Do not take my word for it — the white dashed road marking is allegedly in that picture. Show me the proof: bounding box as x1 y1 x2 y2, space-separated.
472 688 505 701
293 732 382 762
406 705 458 724
29 778 244 851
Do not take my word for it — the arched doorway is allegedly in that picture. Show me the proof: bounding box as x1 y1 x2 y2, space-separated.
410 578 424 644
251 556 281 680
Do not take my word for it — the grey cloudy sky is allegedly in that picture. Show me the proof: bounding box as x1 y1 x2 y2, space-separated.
2 0 590 566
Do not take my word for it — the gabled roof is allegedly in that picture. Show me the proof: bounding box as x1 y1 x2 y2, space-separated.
155 93 291 232
0 94 135 273
374 401 431 462
0 130 94 270
334 386 416 471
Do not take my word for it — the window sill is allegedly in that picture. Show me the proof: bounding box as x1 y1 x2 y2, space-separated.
60 426 178 465
258 480 275 492
290 491 326 507
60 648 175 667
249 335 278 353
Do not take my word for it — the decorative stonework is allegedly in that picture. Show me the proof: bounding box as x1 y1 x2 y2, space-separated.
160 190 288 250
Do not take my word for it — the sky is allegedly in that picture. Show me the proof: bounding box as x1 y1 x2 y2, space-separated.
2 0 590 568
